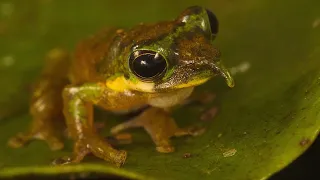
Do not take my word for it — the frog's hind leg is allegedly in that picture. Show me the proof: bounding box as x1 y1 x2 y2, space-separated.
110 118 143 135
8 48 70 150
111 107 205 153
110 108 175 153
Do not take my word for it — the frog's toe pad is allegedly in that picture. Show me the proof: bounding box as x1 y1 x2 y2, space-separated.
188 127 206 137
114 150 127 167
51 156 73 166
156 145 175 153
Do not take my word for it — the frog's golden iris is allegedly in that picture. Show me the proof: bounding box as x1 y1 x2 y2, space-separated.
8 6 234 167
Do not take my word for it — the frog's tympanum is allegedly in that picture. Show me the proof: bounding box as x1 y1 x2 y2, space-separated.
8 6 234 166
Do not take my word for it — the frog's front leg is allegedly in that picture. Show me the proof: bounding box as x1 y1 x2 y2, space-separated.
62 83 126 166
111 107 204 153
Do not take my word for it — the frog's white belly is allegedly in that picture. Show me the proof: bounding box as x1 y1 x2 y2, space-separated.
148 87 194 108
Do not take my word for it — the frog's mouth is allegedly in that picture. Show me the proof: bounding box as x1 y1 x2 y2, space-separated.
155 60 234 90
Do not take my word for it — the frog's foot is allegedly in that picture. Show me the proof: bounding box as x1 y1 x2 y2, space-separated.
154 138 175 153
111 107 204 153
8 126 64 151
111 118 175 153
153 127 205 153
174 126 206 137
54 134 127 167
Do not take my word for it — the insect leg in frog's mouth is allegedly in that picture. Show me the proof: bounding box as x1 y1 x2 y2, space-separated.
210 61 235 88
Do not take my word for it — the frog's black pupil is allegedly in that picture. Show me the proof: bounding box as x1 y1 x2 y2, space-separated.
205 9 219 35
131 51 166 80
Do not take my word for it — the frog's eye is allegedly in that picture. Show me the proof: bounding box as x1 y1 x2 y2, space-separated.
129 50 167 81
205 9 219 35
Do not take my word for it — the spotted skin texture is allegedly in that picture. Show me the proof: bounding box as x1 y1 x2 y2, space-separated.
8 6 234 166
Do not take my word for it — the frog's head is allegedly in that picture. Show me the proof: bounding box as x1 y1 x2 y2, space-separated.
110 6 234 92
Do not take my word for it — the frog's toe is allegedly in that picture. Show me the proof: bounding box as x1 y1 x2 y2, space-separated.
113 150 127 167
153 138 175 153
156 145 175 153
8 129 64 151
65 137 127 166
52 156 73 165
52 140 91 165
7 133 31 148
174 126 206 137
89 141 127 167
185 127 206 137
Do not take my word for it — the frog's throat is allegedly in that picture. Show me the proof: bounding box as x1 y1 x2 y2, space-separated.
106 76 155 92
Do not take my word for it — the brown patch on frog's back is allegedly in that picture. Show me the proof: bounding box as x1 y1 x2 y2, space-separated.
70 28 118 84
121 21 176 48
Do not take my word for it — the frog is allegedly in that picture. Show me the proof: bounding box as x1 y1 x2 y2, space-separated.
8 6 234 167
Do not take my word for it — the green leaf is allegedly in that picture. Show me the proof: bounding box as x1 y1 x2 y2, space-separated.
0 0 319 179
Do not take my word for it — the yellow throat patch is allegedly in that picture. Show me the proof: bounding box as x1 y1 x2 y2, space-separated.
106 76 155 92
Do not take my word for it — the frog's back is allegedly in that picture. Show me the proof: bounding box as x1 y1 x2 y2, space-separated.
69 27 118 84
